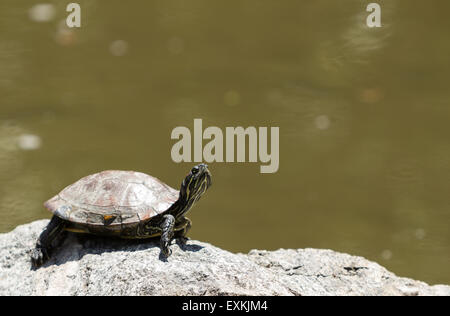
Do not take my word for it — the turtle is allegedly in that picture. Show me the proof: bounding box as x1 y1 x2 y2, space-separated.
30 164 212 268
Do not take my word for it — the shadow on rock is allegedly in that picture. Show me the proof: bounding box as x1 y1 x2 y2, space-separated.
32 232 204 269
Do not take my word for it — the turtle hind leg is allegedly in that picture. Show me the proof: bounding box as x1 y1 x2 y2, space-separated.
31 215 67 268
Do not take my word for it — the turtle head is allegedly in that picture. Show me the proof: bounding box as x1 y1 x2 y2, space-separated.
178 164 212 214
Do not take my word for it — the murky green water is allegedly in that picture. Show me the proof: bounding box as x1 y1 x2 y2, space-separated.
1 1 449 284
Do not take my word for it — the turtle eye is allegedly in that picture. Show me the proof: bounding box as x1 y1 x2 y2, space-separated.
191 166 199 175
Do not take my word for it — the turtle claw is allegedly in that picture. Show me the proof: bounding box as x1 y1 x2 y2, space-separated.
161 245 172 257
160 239 173 257
31 247 49 268
176 236 189 247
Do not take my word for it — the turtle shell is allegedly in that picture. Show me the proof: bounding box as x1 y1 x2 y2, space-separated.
44 171 179 227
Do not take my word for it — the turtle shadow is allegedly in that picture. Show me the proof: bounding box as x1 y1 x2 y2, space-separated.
33 232 204 269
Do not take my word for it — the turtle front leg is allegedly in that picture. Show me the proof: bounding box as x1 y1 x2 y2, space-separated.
160 214 175 257
175 217 192 245
31 215 66 268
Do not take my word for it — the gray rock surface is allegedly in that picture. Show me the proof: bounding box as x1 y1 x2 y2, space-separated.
0 220 448 296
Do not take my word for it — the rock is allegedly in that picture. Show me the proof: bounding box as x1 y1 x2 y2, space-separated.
0 220 448 296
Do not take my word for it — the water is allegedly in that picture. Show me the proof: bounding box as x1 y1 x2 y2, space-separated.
1 1 449 285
